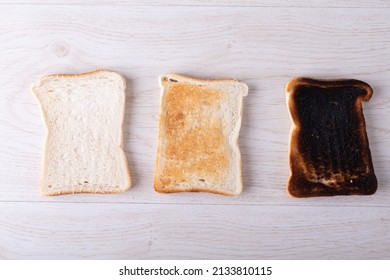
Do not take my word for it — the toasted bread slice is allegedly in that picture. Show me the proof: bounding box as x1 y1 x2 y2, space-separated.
32 70 131 195
154 74 248 195
286 77 377 197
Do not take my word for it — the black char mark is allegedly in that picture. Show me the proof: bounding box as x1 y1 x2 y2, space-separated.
295 86 367 183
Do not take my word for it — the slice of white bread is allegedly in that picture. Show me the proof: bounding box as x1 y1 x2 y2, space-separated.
154 74 248 195
32 70 131 195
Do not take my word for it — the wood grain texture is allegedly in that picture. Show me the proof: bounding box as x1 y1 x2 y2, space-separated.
0 1 389 8
0 2 389 259
0 202 389 259
1 5 390 206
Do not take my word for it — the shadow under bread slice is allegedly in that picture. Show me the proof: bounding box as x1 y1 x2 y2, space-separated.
286 78 377 198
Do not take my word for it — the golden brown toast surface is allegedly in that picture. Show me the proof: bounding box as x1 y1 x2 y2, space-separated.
159 82 229 187
154 74 248 195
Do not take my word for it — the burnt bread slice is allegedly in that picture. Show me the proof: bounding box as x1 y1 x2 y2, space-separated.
286 78 377 198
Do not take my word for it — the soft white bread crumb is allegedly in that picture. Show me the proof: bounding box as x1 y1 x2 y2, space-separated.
32 70 131 195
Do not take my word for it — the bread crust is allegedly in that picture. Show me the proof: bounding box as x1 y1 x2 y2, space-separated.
286 77 377 197
154 74 248 195
32 69 131 195
160 73 240 86
287 77 373 101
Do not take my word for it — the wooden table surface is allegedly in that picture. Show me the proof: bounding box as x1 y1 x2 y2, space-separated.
0 0 389 259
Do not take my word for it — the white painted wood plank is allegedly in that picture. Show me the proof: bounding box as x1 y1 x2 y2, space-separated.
0 6 390 207
0 0 388 8
0 202 389 259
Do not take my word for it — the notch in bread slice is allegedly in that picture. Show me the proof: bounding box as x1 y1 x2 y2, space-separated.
286 77 377 198
154 74 248 195
32 70 131 195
